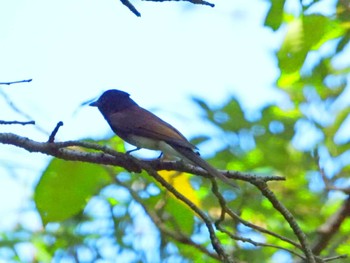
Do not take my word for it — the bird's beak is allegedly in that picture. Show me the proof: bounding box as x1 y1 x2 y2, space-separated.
89 101 99 107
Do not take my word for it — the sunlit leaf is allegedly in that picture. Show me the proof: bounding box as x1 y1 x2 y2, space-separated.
277 14 344 90
157 170 200 234
159 170 201 208
337 240 350 256
324 106 350 156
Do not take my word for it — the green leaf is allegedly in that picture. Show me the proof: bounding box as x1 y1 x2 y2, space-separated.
324 106 350 156
218 97 250 131
264 0 286 31
190 135 210 146
164 197 195 235
35 159 112 225
277 15 344 89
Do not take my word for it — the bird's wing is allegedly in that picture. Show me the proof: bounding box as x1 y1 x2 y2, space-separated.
108 105 196 150
108 105 238 188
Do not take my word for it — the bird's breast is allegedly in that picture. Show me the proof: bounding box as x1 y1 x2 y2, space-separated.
125 135 182 159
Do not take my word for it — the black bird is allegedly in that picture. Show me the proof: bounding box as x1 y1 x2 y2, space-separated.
90 89 237 188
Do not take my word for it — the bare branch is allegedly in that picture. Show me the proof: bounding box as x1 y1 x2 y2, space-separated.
0 79 32 85
120 0 141 17
119 0 214 17
325 185 350 194
0 120 35 125
322 254 348 262
0 132 285 184
0 132 142 172
48 121 64 143
218 227 305 260
318 161 350 194
252 179 316 263
312 195 350 255
146 158 285 183
210 179 303 250
144 0 215 8
0 90 49 135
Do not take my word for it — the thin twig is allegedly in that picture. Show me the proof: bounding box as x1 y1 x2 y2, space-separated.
301 0 321 12
120 0 141 17
0 90 49 135
128 159 233 262
0 79 32 85
112 173 221 260
144 0 215 8
48 121 64 143
0 90 33 120
318 160 350 194
211 180 301 259
322 254 348 262
312 195 350 255
252 179 316 262
0 120 35 125
119 0 214 17
210 179 302 250
217 226 305 260
324 185 350 194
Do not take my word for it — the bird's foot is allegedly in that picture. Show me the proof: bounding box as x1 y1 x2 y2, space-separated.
126 147 140 154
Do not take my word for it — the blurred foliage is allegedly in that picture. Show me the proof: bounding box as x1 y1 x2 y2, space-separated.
35 159 112 225
2 0 350 262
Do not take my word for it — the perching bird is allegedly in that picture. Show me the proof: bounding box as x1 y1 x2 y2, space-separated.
90 89 237 188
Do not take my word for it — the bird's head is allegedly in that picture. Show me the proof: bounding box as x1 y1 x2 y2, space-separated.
90 89 137 115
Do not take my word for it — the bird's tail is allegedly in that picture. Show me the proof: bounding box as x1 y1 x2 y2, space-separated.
173 146 238 189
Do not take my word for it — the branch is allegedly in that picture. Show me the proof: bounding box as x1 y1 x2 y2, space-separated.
322 254 348 262
210 179 303 251
119 0 214 17
146 158 285 183
0 132 285 184
312 195 350 255
319 162 350 194
48 121 64 143
0 132 235 260
0 79 32 85
0 133 142 172
144 0 215 8
218 227 305 260
130 160 233 262
0 90 49 135
112 173 221 261
252 179 316 263
0 132 319 261
120 0 141 17
0 120 35 125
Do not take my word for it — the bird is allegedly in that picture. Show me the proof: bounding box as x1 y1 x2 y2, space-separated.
90 89 237 188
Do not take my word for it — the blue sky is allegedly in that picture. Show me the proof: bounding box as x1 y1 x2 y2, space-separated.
1 0 281 139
